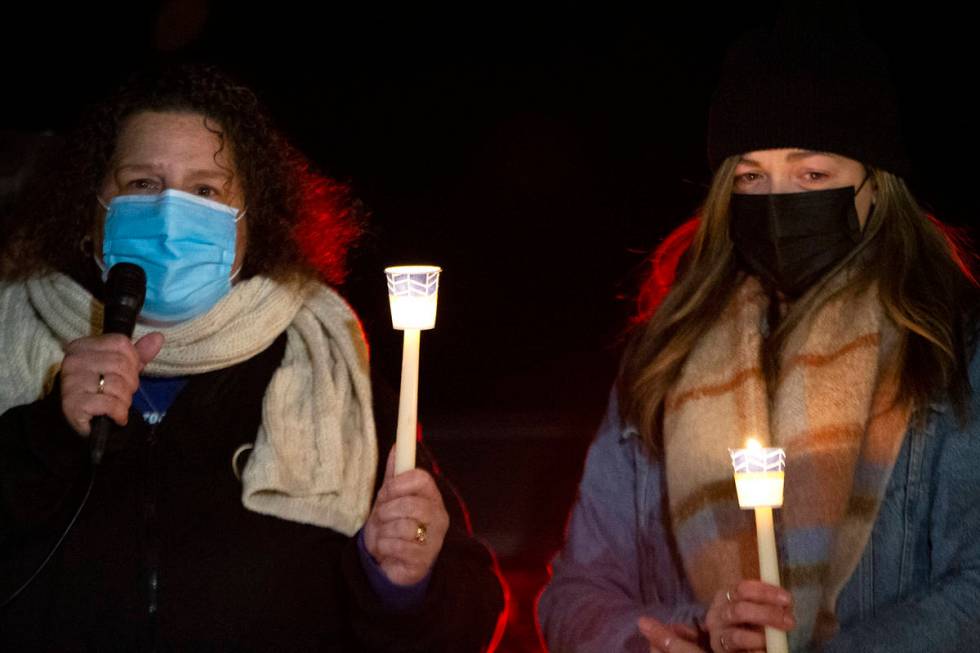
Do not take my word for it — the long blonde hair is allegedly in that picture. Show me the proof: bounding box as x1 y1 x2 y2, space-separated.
620 155 978 454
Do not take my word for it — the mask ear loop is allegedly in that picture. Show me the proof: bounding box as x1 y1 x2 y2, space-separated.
854 170 877 232
854 173 871 196
229 206 248 282
92 195 111 275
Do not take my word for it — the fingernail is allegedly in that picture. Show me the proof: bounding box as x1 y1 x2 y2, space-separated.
779 591 792 606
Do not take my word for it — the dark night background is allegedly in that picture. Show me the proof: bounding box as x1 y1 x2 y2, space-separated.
1 3 975 650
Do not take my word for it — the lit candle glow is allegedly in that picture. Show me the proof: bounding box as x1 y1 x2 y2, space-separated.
731 438 786 509
386 265 441 330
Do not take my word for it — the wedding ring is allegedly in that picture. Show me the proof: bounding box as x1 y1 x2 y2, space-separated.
720 633 730 652
414 522 427 544
97 373 106 395
725 589 734 603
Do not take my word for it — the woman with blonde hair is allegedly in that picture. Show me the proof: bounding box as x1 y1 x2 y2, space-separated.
538 13 980 653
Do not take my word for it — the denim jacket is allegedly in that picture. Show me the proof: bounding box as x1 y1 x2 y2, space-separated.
538 350 980 652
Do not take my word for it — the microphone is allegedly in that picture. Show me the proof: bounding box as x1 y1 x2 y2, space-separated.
90 263 146 464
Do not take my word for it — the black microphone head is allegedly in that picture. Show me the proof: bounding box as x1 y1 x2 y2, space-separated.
103 263 146 337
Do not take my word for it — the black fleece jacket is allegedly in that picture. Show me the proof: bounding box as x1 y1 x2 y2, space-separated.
0 333 504 652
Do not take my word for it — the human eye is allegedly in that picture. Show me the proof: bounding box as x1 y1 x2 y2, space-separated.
803 171 829 183
125 178 161 194
193 185 220 198
733 172 762 188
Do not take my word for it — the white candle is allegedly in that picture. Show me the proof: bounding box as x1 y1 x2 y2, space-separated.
730 438 789 653
394 328 421 474
385 265 441 474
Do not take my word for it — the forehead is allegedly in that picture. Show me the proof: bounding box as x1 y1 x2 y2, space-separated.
113 110 234 172
738 148 847 166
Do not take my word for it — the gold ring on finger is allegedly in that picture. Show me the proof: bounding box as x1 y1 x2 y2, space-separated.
414 522 427 544
97 373 106 395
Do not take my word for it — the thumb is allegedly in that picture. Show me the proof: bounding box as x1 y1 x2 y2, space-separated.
135 332 165 369
375 446 397 502
384 445 396 481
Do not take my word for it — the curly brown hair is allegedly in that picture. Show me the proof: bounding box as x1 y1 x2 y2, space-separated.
1 64 362 288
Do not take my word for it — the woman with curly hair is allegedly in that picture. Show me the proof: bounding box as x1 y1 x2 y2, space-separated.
538 13 980 653
0 64 504 651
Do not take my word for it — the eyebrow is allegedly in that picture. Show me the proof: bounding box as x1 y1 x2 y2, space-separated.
738 150 840 166
116 163 232 182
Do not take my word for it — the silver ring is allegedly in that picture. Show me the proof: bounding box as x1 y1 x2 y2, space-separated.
725 589 734 603
719 633 730 652
97 373 106 395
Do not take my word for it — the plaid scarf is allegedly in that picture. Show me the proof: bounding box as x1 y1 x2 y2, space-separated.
663 275 910 650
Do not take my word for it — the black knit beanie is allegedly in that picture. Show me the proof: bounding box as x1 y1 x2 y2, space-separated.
707 5 910 178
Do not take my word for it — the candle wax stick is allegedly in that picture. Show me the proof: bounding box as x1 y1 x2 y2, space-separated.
394 328 421 474
755 506 789 653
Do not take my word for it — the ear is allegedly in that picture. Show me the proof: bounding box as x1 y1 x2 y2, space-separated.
864 167 878 205
79 234 94 256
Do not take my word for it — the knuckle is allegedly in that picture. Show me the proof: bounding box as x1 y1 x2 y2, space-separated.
392 539 411 558
65 337 90 354
391 498 412 517
102 333 130 349
738 579 756 596
732 603 751 622
61 355 83 374
705 609 722 630
769 606 786 624
121 372 140 394
107 351 130 371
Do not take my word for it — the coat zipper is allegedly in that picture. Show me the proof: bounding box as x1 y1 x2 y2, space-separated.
143 422 161 651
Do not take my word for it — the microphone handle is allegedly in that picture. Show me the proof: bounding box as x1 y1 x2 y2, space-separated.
90 416 112 465
89 263 145 465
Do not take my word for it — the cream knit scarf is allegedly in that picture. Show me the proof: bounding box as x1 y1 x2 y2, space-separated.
0 273 377 536
663 275 911 651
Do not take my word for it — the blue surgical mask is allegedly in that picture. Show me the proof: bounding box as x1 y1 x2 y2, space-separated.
97 189 245 323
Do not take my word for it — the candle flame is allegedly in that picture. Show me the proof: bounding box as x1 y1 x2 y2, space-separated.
746 437 763 450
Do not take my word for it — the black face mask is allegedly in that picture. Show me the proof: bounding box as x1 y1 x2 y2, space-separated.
728 181 868 298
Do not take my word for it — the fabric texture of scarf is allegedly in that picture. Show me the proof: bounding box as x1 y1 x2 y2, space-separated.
663 275 911 650
0 272 377 536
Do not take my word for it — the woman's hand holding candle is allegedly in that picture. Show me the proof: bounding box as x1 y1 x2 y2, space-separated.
636 580 793 653
363 446 450 586
703 580 794 652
